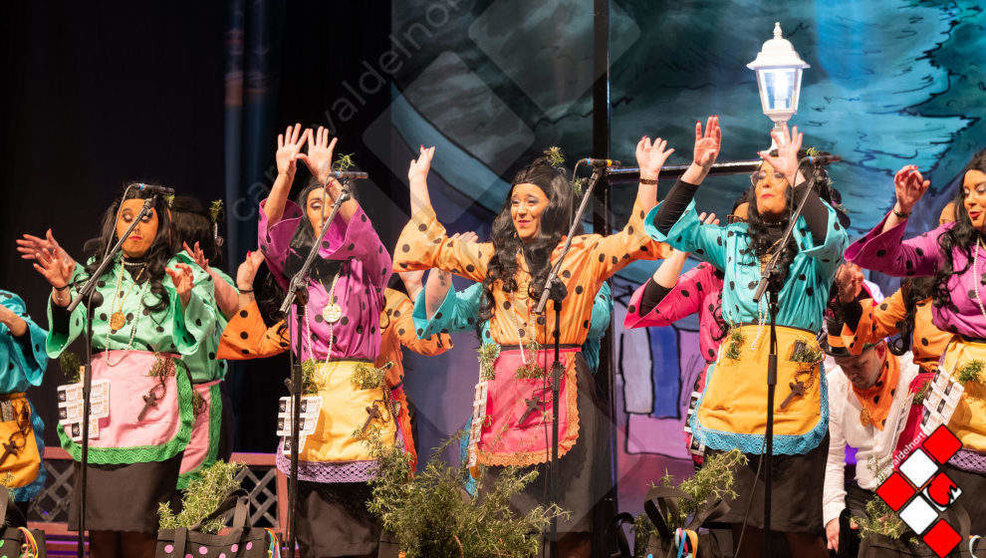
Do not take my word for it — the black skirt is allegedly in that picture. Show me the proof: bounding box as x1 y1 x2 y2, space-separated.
708 434 828 535
68 453 182 533
295 481 399 558
481 353 608 534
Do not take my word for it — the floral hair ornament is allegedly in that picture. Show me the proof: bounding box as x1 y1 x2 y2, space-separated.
332 153 356 173
210 200 225 247
543 146 590 196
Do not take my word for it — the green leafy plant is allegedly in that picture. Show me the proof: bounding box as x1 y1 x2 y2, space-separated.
514 340 547 379
351 362 386 390
855 496 906 540
791 345 823 364
957 360 984 384
58 352 82 384
148 353 177 378
367 435 567 557
159 461 243 534
299 361 320 395
543 146 564 167
333 153 356 172
724 329 745 360
658 449 747 527
478 343 500 381
912 377 932 405
209 200 224 224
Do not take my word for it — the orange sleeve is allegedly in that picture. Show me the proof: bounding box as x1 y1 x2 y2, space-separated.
840 289 907 354
217 300 291 360
586 201 672 280
392 207 492 282
393 297 452 356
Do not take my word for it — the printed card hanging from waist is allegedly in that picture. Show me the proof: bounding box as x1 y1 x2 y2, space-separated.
56 350 194 465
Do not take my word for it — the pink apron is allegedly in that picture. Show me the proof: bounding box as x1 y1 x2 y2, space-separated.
475 346 581 467
58 350 193 465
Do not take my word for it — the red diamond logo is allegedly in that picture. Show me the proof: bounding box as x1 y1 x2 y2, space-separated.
877 471 917 511
923 425 962 464
922 518 961 557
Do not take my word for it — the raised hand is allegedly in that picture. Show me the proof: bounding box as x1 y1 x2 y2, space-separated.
408 146 435 186
183 241 209 272
408 146 436 217
296 126 338 186
236 250 266 291
275 123 308 178
33 247 75 290
635 136 675 180
759 123 803 184
893 165 930 215
693 116 722 168
17 229 76 267
166 263 195 308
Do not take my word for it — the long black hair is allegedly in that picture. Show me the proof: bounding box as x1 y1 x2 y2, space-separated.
742 149 842 288
931 148 986 310
479 155 574 324
170 195 224 267
83 183 175 313
888 276 937 356
256 179 351 323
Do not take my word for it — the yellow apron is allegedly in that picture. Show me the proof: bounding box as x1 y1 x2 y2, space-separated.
300 360 398 463
0 393 41 489
938 337 986 453
694 325 827 455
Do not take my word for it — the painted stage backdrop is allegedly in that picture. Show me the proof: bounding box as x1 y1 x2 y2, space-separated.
381 0 986 518
226 0 986 518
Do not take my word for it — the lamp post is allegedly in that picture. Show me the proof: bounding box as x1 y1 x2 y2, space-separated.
748 22 809 146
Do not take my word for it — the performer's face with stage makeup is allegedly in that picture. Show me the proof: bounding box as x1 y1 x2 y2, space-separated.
305 184 335 235
962 169 986 230
115 198 159 258
752 160 789 217
510 182 549 240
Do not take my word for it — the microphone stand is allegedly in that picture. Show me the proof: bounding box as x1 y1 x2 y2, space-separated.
534 167 604 557
750 167 816 557
278 181 352 557
65 195 157 558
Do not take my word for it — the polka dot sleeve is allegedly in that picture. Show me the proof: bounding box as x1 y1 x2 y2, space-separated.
587 201 671 280
644 200 728 271
393 207 491 282
393 296 452 357
217 301 290 360
845 214 946 278
840 291 906 354
625 262 716 329
410 283 478 339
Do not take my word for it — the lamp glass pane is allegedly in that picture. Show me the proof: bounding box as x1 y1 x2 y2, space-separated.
757 68 798 112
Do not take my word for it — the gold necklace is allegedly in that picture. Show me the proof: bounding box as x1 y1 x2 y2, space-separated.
315 268 343 324
109 264 146 332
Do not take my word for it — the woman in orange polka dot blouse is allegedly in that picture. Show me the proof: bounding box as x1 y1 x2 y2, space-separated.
391 134 686 555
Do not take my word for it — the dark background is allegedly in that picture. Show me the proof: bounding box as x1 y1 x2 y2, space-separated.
0 1 400 451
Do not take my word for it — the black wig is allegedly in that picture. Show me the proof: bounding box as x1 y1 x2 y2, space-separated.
931 148 986 310
479 155 575 324
83 183 175 313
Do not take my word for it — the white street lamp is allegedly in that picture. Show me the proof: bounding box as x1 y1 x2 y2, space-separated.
747 22 810 139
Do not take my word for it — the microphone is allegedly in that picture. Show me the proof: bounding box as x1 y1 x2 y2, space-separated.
803 154 841 165
328 171 369 180
135 183 175 195
578 158 621 168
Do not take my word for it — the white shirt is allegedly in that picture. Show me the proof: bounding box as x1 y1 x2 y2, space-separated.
822 353 919 525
